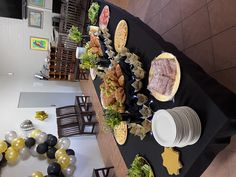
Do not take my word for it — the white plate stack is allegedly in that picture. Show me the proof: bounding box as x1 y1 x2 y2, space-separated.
152 106 201 147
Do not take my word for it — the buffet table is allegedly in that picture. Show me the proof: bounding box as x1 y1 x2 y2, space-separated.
92 1 236 177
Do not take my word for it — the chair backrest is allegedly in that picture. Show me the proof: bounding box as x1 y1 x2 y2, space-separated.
75 96 92 111
56 105 76 118
93 167 114 177
59 0 83 34
58 33 78 51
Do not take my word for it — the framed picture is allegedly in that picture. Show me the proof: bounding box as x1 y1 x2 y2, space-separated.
28 9 43 28
30 37 49 51
28 0 45 8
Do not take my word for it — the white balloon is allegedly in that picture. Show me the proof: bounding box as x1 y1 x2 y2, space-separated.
57 137 70 149
30 144 39 157
69 155 76 165
5 131 17 143
0 153 3 161
19 147 31 160
62 165 76 177
36 132 47 144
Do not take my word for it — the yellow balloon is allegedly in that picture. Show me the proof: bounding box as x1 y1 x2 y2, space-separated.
0 140 8 153
11 138 25 150
32 171 44 177
55 149 66 160
5 147 19 162
29 129 42 138
57 154 70 169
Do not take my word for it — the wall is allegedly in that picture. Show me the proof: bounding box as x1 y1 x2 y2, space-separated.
0 75 82 113
0 0 54 76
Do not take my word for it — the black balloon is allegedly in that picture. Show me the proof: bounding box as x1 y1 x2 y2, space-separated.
25 137 36 148
47 147 57 159
46 174 64 177
47 134 54 138
36 143 48 154
46 135 57 147
47 162 61 175
66 149 75 156
0 153 7 168
58 172 65 177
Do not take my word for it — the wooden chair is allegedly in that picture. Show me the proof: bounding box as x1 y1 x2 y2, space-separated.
56 96 93 118
75 96 95 122
57 114 98 137
76 96 92 110
76 96 97 134
57 95 98 137
78 68 90 80
78 113 98 135
57 114 80 137
56 105 77 117
59 0 83 34
92 167 114 177
57 114 78 127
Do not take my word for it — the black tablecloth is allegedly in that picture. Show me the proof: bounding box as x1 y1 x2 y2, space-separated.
92 1 236 177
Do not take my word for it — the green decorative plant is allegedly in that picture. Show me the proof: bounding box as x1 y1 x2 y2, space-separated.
128 155 153 177
104 109 122 130
68 26 82 43
80 51 97 69
88 2 100 25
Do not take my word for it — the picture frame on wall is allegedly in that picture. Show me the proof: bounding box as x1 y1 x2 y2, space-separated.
30 37 49 51
28 0 45 8
28 9 43 28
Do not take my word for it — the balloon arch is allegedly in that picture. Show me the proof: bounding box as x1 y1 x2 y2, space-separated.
0 130 76 177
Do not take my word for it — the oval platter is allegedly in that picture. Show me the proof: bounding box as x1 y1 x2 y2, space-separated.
99 5 110 30
114 20 128 53
114 121 128 145
148 52 181 102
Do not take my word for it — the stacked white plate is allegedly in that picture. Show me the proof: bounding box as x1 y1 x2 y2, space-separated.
152 106 201 147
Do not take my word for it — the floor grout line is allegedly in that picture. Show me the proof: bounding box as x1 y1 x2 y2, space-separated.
205 1 216 73
182 23 236 52
213 66 236 74
143 0 173 24
151 1 208 36
145 1 236 50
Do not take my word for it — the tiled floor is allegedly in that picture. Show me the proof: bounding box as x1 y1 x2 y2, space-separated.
81 0 236 176
107 0 236 93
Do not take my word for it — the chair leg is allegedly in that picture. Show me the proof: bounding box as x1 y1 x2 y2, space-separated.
104 167 114 177
93 166 114 177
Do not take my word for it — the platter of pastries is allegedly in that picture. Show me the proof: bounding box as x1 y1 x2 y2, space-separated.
89 34 103 56
114 20 128 52
100 64 126 113
148 52 181 102
114 121 128 145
